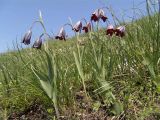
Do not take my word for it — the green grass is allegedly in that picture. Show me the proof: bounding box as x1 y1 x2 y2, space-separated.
0 12 160 120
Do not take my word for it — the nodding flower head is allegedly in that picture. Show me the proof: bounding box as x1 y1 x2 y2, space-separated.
33 37 42 49
22 30 32 45
55 27 66 40
91 9 108 22
99 9 108 22
106 25 115 36
73 21 82 32
82 22 91 33
115 26 125 37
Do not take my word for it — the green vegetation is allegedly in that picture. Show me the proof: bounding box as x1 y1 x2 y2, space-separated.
1 5 160 120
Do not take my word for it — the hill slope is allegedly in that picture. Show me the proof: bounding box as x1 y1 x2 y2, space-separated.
0 14 160 119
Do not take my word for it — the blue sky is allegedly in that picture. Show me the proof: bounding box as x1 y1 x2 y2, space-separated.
0 0 148 53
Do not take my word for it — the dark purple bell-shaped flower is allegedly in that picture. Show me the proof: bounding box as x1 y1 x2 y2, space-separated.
106 25 115 36
32 37 42 49
99 9 107 22
22 30 32 45
73 21 82 32
82 22 91 33
115 26 125 37
55 27 66 41
91 9 108 22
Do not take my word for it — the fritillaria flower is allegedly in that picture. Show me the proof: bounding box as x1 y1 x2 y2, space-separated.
99 9 108 22
55 27 66 40
106 25 115 36
114 26 125 37
73 21 82 32
33 37 42 49
91 9 108 22
82 22 91 33
22 30 32 45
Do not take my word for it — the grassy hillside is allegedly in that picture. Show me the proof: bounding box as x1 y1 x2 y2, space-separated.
0 13 160 119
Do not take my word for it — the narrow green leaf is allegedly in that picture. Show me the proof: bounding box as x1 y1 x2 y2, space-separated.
73 51 84 80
